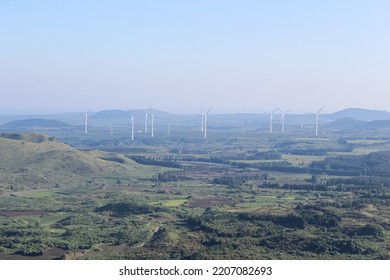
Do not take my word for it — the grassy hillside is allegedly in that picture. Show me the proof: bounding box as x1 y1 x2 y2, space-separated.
0 133 170 193
1 118 70 128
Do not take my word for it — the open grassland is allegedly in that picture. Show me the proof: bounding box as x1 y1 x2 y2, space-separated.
347 139 389 145
330 146 389 156
282 154 325 166
17 190 56 198
160 199 188 207
293 137 331 141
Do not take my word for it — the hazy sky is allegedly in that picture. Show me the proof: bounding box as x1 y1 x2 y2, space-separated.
1 0 389 115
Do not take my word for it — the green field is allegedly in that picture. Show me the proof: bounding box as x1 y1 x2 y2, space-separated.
347 139 389 144
282 154 325 166
17 190 56 198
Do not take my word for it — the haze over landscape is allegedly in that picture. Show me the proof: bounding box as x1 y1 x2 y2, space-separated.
1 0 390 115
2 1 390 263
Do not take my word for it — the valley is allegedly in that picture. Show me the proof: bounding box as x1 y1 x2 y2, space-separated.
0 109 390 259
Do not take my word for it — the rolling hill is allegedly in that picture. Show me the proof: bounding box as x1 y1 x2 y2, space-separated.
326 108 390 121
0 132 170 193
325 118 367 130
326 118 390 131
1 118 70 128
358 120 390 130
91 109 173 120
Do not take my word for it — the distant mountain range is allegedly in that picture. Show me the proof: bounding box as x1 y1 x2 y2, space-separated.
90 110 130 119
326 117 390 130
90 109 173 120
324 108 390 121
1 108 390 129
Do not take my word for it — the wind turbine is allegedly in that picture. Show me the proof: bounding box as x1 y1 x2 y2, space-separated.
264 109 278 133
201 107 204 133
315 107 324 137
204 107 213 139
151 113 154 138
84 108 93 134
196 107 205 133
308 107 324 137
127 109 134 141
277 107 289 133
144 112 148 133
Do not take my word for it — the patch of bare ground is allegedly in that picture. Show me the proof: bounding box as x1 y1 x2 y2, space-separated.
0 248 66 260
0 210 47 217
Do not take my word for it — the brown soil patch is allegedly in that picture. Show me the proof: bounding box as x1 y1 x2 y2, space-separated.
0 210 47 217
0 248 66 260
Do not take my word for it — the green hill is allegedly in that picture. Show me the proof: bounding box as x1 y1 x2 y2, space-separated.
1 118 70 128
325 117 367 130
0 133 169 193
326 108 390 121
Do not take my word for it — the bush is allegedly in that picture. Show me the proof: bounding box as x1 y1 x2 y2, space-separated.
357 224 385 238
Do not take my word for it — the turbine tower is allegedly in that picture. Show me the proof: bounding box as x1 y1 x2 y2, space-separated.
128 109 134 141
315 107 324 137
151 113 154 138
84 108 93 134
277 108 289 133
204 107 213 139
201 107 204 133
264 109 278 133
308 107 324 137
145 112 148 133
196 107 205 133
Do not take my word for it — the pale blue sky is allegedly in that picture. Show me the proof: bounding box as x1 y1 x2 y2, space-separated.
1 0 389 114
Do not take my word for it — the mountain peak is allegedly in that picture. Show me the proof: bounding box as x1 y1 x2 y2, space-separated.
327 108 390 121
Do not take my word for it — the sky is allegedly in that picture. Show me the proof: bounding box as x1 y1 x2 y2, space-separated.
1 0 390 115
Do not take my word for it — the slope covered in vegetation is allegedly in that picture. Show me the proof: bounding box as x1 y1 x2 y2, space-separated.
0 132 168 192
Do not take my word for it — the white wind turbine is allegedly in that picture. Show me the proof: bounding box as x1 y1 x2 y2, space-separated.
146 107 155 137
144 112 148 133
151 113 154 138
203 107 213 139
277 107 290 133
129 111 135 141
84 108 93 134
308 107 324 137
196 107 205 133
263 109 278 133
